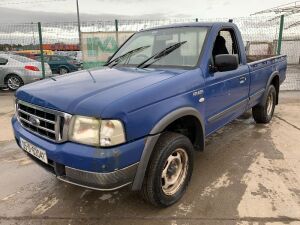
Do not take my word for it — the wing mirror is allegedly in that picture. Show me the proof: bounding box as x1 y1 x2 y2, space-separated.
0 58 8 65
214 54 238 72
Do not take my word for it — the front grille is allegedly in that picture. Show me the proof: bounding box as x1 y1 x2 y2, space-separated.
16 101 71 142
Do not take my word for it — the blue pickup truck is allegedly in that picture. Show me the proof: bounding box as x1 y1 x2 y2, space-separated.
12 22 287 207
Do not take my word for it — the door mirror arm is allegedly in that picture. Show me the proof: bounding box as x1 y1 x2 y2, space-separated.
209 64 218 74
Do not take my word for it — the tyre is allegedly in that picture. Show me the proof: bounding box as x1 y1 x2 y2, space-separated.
59 67 69 75
252 85 276 123
6 74 23 91
141 132 194 207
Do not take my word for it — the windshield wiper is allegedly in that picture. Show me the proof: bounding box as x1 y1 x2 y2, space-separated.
137 41 187 69
104 45 150 67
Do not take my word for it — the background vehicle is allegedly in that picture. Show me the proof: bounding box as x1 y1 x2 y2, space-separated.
55 51 83 64
0 54 52 90
36 55 82 74
12 22 287 207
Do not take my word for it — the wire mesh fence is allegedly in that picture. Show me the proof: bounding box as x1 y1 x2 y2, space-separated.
0 16 299 90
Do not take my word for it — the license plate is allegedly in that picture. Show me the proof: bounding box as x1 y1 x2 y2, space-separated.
20 138 48 164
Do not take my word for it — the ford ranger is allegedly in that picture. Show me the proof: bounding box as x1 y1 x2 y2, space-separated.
12 22 287 207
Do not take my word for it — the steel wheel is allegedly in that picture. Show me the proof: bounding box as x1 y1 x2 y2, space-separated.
7 75 22 90
252 85 276 124
161 148 188 196
266 93 274 116
141 132 194 206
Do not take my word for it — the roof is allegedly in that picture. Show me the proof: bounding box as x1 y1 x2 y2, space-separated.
141 22 235 31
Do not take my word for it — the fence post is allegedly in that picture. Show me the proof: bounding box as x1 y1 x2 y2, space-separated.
115 19 119 48
277 15 284 55
38 22 45 79
76 0 82 50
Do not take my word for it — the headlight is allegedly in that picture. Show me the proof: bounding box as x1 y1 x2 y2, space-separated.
68 116 125 147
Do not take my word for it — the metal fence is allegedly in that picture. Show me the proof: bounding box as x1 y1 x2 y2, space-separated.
0 16 299 90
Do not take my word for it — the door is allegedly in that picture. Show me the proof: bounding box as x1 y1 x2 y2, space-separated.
0 57 8 86
204 29 250 135
48 55 61 73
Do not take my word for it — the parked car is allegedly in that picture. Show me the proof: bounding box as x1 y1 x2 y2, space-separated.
0 54 52 90
12 22 287 207
56 51 83 64
36 55 82 75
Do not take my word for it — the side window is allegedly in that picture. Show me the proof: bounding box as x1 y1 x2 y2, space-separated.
0 57 8 65
51 56 60 61
212 29 240 63
36 56 49 62
220 31 233 54
42 56 49 62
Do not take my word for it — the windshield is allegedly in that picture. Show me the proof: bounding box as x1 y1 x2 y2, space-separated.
110 27 208 68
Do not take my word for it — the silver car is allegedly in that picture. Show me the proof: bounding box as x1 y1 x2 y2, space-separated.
0 54 52 90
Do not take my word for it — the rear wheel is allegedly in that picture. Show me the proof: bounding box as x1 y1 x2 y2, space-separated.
59 67 69 75
252 85 276 123
6 74 23 91
141 132 194 207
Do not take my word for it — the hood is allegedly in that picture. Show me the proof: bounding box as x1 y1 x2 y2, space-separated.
16 67 186 116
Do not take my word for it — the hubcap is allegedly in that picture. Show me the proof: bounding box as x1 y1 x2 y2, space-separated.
266 93 274 116
7 77 20 90
60 68 68 74
161 148 188 195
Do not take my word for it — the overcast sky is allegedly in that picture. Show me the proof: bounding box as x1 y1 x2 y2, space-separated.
0 0 293 23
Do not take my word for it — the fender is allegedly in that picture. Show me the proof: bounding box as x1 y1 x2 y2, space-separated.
260 71 280 106
131 107 205 190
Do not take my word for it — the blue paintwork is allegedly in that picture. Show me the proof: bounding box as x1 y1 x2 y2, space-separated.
13 22 287 174
12 117 145 172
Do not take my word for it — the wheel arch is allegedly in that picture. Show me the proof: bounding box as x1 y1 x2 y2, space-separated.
131 107 205 190
4 73 24 85
150 107 205 151
266 71 280 105
59 65 70 73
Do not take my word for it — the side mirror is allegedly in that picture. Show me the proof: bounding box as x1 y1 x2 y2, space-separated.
0 58 8 65
214 54 238 72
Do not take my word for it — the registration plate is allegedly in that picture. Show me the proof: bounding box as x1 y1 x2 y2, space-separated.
20 138 48 164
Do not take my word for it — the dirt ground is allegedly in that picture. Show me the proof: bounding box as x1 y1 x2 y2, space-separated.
0 90 299 225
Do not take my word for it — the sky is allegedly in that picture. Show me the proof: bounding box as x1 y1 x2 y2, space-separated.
0 0 294 23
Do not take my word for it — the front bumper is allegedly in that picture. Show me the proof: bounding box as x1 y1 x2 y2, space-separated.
21 149 138 190
58 163 138 190
12 116 145 190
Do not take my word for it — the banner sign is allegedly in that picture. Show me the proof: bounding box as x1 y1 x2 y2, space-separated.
81 31 134 68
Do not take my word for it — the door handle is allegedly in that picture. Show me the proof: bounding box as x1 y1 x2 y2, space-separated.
239 76 246 84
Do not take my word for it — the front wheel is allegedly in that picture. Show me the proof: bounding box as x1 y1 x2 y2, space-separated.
252 85 276 123
141 132 194 207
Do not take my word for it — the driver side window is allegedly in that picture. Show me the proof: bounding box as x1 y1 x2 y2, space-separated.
212 29 240 64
